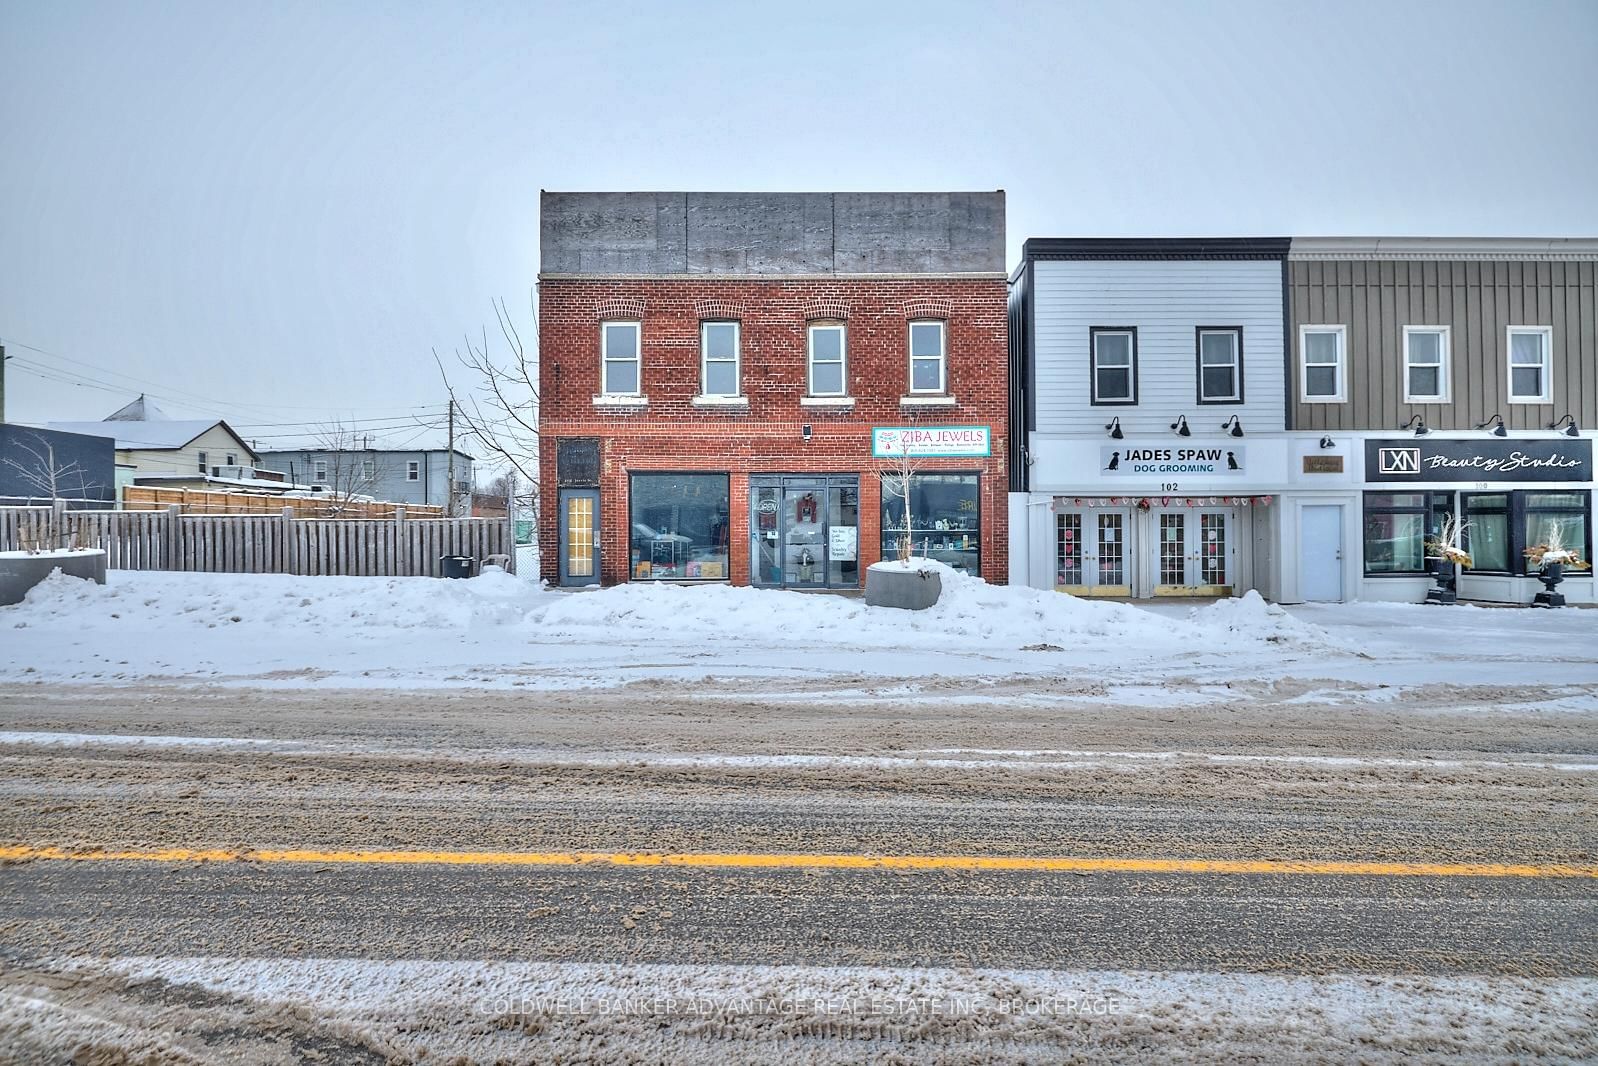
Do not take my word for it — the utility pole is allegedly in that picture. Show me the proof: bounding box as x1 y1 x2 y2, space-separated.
445 398 456 517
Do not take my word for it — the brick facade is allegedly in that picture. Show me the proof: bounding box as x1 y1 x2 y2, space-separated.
538 276 1009 587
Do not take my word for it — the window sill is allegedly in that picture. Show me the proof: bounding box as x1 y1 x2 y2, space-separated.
899 395 956 406
800 396 855 408
1507 398 1553 405
1403 396 1451 405
691 395 749 407
592 394 648 408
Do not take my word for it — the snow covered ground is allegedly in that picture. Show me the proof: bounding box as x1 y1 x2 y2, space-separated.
0 563 1594 693
10 957 1592 1064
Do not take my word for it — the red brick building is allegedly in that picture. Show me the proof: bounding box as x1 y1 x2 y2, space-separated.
537 192 1008 589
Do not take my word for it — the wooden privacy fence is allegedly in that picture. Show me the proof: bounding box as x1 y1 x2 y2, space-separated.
0 505 513 577
122 485 444 519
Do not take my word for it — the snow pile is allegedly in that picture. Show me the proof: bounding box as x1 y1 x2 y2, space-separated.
9 566 547 635
1187 591 1346 651
533 559 1275 655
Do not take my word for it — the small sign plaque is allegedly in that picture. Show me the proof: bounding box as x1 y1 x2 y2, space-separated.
1302 455 1344 474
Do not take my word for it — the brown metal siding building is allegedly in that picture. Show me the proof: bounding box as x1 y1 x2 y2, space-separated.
1288 239 1598 432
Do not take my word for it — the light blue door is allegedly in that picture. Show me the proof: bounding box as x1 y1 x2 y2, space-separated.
1300 505 1344 602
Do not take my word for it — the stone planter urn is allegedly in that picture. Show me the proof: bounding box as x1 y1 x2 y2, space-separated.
865 560 942 611
0 549 108 606
1532 561 1567 609
1424 556 1458 605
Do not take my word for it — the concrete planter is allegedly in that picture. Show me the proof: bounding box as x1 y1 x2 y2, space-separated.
0 549 108 606
865 561 942 611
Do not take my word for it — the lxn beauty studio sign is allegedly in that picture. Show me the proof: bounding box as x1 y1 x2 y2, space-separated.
1101 445 1246 476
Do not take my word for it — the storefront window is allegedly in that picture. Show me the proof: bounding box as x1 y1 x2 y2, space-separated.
1363 492 1449 575
1523 492 1589 574
629 473 730 581
881 473 980 576
1462 494 1511 573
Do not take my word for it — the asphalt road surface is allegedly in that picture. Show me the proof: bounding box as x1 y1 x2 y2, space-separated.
1 678 1595 1063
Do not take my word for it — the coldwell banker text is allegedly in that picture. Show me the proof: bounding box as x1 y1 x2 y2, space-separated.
1101 446 1246 476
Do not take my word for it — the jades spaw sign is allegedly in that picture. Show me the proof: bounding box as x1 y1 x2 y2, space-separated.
1101 445 1246 476
1365 439 1592 483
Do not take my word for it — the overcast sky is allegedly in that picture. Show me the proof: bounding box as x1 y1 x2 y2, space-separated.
2 0 1594 451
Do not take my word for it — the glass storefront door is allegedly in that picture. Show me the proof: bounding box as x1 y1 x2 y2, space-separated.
1054 507 1132 596
750 475 860 589
1152 508 1235 595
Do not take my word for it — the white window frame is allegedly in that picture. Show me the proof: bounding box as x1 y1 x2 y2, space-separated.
807 322 848 397
361 459 376 480
196 450 208 473
1506 325 1553 404
1089 328 1137 405
406 460 420 482
601 320 642 396
1299 324 1347 403
1196 327 1243 404
1402 325 1451 403
313 459 328 482
699 321 741 397
907 320 947 395
225 452 237 467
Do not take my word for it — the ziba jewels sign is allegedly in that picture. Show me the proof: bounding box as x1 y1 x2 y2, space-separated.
872 426 991 458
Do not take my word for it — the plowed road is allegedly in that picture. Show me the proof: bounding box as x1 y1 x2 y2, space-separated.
1 680 1595 1063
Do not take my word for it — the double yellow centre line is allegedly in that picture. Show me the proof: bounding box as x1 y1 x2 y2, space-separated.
1 845 1594 879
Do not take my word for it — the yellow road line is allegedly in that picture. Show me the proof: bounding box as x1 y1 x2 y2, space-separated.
0 845 1594 879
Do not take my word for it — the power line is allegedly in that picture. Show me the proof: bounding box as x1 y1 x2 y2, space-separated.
1 334 443 419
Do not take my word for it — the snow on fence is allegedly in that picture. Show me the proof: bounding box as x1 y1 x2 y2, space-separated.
122 485 445 519
0 505 513 577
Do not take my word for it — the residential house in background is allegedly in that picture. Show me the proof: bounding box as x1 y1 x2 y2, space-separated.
1284 237 1595 605
46 395 260 496
254 446 474 509
537 190 1009 588
1007 238 1292 600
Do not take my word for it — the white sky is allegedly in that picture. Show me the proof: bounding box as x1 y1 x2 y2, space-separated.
2 0 1594 449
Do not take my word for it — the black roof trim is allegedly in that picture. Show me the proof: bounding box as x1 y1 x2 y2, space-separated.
1021 237 1291 261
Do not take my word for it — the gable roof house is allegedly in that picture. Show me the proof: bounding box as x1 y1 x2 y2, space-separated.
47 394 261 483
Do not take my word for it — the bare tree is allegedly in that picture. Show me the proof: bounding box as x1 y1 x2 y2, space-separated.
299 424 381 517
2 432 101 551
435 297 539 519
877 428 924 564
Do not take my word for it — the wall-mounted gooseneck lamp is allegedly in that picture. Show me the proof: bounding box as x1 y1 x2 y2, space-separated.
1170 415 1191 438
1220 415 1244 438
1476 413 1508 438
1550 414 1580 438
1399 414 1430 437
1318 436 1336 450
1105 417 1124 440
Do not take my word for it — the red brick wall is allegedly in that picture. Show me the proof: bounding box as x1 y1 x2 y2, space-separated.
538 277 1008 586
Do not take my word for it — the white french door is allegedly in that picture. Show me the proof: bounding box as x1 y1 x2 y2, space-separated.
1152 509 1234 595
1055 509 1133 596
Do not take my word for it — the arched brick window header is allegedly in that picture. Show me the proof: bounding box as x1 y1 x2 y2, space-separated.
596 297 647 321
694 300 745 320
802 301 851 322
903 299 952 320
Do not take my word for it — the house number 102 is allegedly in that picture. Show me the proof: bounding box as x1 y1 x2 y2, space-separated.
1161 482 1180 492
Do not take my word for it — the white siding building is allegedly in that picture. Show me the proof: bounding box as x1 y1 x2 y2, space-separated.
1008 238 1307 599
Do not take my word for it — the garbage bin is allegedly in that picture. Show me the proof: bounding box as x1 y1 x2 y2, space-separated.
440 555 475 579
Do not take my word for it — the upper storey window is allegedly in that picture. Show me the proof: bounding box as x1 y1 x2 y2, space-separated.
1300 325 1346 403
700 321 740 397
908 321 946 393
601 321 641 395
1196 328 1243 404
808 323 848 397
1089 328 1137 405
1507 326 1553 403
